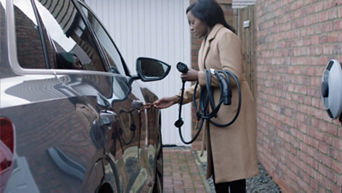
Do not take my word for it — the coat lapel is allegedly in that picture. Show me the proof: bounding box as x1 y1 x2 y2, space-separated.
201 40 210 69
198 41 205 70
199 24 224 69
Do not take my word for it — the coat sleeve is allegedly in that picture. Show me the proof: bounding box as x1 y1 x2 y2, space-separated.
198 31 243 88
175 83 199 104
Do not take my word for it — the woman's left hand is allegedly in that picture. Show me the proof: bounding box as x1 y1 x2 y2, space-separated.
181 68 199 81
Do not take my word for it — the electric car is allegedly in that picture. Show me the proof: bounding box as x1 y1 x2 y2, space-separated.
0 0 168 192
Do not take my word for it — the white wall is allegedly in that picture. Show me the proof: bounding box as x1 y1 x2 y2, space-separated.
85 0 192 146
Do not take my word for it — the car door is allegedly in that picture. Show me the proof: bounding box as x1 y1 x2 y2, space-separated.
2 0 165 192
76 2 160 192
31 0 131 192
1 0 96 193
3 0 122 192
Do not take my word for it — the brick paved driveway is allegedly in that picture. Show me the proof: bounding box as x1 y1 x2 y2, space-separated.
163 147 207 193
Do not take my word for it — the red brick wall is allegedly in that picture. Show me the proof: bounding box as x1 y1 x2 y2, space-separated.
255 0 342 192
189 0 234 150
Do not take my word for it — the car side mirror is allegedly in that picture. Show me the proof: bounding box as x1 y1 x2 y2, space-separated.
130 57 171 83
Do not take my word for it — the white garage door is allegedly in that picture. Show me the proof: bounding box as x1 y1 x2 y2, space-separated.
85 0 192 146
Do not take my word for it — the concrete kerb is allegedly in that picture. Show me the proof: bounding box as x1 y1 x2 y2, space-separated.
192 151 212 193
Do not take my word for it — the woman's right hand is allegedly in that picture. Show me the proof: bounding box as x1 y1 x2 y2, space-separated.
153 96 179 109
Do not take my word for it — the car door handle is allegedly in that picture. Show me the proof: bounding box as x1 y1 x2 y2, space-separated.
99 110 117 127
131 100 143 110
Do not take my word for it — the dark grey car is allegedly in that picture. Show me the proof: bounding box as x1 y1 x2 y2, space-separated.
0 0 169 192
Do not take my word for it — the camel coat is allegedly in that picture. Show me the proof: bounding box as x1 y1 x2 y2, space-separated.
178 24 258 183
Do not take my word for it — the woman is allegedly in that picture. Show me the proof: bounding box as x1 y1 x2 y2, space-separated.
153 0 258 192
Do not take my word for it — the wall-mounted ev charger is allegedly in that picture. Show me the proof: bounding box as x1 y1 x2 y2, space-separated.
321 59 342 119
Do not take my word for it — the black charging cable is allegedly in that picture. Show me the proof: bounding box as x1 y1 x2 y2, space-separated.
174 62 241 144
193 70 241 128
174 62 188 128
174 62 201 144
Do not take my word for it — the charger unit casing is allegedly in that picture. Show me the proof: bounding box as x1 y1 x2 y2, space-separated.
321 59 342 119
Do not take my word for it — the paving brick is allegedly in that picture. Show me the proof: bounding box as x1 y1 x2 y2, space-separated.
163 147 208 193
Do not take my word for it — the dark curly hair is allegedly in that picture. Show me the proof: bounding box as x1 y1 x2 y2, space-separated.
186 0 236 34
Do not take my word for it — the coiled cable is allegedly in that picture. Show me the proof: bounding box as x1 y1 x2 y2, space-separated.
175 67 241 144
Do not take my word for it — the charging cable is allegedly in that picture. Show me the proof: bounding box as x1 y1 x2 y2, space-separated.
174 62 241 144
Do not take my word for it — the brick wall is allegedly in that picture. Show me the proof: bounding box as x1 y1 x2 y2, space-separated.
189 0 234 150
255 0 342 192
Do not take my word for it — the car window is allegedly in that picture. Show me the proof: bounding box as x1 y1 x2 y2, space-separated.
33 0 106 71
0 0 6 61
14 0 46 69
0 0 12 77
79 4 126 75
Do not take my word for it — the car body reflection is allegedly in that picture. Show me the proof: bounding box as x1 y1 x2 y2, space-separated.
1 0 168 192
